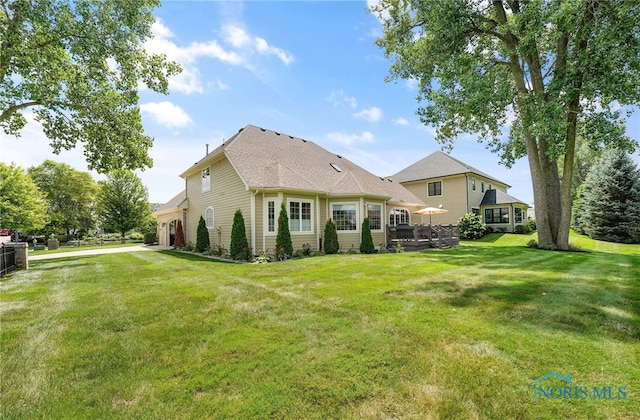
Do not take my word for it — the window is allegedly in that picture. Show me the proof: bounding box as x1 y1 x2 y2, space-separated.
267 200 276 233
472 208 480 216
202 167 211 191
389 208 410 226
484 207 510 224
428 181 442 197
332 203 357 231
205 207 214 228
488 184 492 190
481 181 485 192
289 200 312 232
367 203 382 231
514 208 523 223
471 178 476 191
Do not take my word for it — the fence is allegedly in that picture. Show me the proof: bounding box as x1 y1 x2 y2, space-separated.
387 224 460 251
1 244 16 278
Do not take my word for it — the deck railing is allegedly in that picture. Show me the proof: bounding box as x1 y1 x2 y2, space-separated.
386 224 460 250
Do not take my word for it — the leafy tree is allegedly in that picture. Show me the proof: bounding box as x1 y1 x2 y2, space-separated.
230 209 250 260
28 160 97 236
0 162 48 233
174 219 185 248
581 149 640 243
275 203 293 260
458 213 486 240
360 217 375 254
323 218 339 254
96 169 151 242
195 216 210 253
372 0 640 250
0 0 181 172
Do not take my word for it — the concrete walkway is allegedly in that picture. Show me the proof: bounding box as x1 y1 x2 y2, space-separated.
28 245 173 261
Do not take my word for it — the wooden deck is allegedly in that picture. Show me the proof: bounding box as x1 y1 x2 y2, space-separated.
386 224 460 251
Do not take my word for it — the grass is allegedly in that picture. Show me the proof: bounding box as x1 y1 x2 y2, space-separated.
1 233 639 419
28 240 145 255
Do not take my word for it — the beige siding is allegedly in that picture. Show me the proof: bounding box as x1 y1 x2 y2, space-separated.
467 176 508 211
155 210 183 246
402 175 468 225
185 157 251 249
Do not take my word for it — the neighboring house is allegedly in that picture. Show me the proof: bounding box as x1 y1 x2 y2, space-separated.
390 151 529 232
154 190 187 246
171 125 424 253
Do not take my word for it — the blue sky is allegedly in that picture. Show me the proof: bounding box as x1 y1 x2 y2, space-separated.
2 0 640 205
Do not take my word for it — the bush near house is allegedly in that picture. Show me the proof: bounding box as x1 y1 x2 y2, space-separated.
360 218 375 254
230 209 251 261
195 216 210 253
275 203 293 260
323 218 339 254
457 213 486 239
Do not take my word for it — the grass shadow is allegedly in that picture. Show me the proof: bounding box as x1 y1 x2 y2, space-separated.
157 250 239 264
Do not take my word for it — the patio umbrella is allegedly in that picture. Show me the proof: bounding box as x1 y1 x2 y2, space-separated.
414 206 448 225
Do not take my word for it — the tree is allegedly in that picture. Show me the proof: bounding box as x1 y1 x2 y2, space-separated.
372 0 640 250
323 218 339 254
230 209 250 260
0 162 48 233
174 219 185 248
0 0 181 173
195 216 209 253
96 169 151 242
28 160 97 236
360 217 375 254
580 149 640 243
275 203 293 260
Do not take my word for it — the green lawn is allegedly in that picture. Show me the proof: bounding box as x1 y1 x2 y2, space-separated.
1 233 638 419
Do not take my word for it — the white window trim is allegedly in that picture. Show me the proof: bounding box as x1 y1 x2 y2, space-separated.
201 166 211 192
287 197 314 235
365 202 383 232
331 201 360 232
389 207 410 226
205 206 214 229
264 198 278 236
428 180 443 197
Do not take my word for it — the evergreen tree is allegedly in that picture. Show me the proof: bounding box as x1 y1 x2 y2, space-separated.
174 219 185 248
360 217 375 254
275 203 293 260
571 184 589 235
581 149 640 243
230 209 250 260
195 215 210 252
323 218 339 254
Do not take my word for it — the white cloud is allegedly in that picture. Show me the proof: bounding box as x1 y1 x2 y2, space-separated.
140 101 193 130
393 117 409 126
354 106 383 122
327 90 358 109
327 131 375 147
222 24 294 65
405 78 419 90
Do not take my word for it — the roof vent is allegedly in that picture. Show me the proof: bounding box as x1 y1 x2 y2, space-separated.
289 135 294 139
275 132 280 136
330 163 342 172
260 128 266 132
337 154 342 159
301 138 307 143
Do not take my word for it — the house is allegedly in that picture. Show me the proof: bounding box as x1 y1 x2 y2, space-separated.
390 151 529 232
164 124 424 253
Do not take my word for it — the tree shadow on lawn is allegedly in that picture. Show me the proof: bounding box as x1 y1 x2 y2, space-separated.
157 250 239 264
411 246 640 341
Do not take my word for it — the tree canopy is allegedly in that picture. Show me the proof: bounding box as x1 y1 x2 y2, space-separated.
0 0 181 172
0 162 48 232
28 160 97 235
372 0 640 250
96 169 151 239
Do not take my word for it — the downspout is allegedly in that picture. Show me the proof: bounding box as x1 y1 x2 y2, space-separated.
262 192 266 253
251 190 258 255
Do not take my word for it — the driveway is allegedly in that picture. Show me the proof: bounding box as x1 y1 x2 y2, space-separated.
28 245 172 261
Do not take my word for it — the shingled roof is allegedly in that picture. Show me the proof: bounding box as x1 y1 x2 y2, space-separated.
181 125 423 206
154 190 187 215
390 151 508 187
480 189 529 206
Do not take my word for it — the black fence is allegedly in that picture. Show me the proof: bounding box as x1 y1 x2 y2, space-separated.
0 244 16 278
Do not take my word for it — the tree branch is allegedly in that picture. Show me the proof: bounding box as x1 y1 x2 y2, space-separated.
0 101 42 122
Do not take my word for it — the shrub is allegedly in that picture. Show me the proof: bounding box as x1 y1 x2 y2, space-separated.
527 218 536 231
128 231 144 241
514 224 531 234
230 209 251 261
195 216 210 253
182 242 195 252
393 243 405 253
253 252 272 264
323 218 339 254
174 219 185 248
526 239 538 248
275 203 293 260
457 213 486 239
359 218 375 254
143 232 157 244
377 244 389 254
